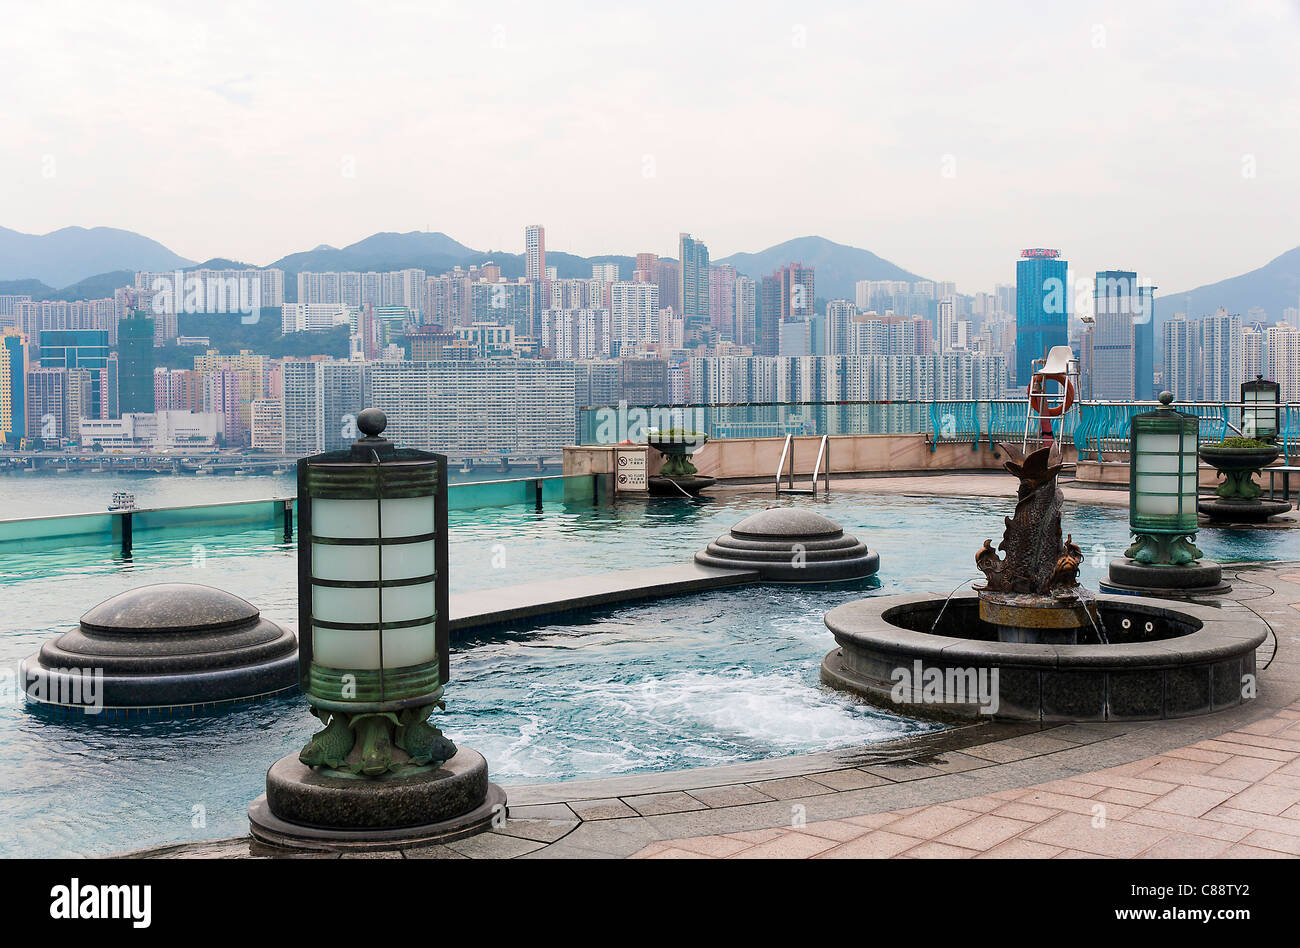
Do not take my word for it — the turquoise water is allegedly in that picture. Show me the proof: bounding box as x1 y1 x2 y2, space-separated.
1 484 1297 857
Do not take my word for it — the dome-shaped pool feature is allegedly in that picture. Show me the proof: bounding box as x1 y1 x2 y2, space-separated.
21 583 297 716
694 507 879 582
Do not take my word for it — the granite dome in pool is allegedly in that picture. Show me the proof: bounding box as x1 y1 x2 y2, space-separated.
22 583 298 713
694 507 880 582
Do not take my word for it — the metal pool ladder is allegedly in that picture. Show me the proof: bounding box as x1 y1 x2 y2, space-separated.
776 434 831 495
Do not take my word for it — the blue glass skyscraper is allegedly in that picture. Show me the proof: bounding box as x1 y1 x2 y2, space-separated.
1015 249 1069 387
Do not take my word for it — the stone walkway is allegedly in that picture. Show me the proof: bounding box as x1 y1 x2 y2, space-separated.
628 703 1300 859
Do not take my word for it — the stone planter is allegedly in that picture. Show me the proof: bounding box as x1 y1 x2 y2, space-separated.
647 432 715 495
1198 443 1290 522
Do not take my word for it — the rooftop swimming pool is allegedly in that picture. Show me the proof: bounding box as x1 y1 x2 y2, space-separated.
2 483 1297 857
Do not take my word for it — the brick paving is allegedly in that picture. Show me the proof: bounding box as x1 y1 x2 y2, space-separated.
628 704 1300 859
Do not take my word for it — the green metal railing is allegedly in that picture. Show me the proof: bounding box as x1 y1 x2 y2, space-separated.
578 398 1300 461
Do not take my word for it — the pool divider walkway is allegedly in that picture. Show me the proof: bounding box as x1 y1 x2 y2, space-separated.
449 562 759 637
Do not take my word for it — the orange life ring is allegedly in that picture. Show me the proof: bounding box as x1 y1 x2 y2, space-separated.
1029 377 1075 418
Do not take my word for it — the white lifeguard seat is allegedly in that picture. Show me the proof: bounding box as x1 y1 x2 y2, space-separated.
1024 346 1080 452
1039 346 1073 376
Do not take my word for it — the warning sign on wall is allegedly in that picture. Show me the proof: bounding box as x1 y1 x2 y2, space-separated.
615 447 648 493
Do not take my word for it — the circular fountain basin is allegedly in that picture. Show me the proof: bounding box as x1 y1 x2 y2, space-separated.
821 592 1267 722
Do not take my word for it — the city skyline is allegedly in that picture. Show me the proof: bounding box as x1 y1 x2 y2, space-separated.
1 2 1297 293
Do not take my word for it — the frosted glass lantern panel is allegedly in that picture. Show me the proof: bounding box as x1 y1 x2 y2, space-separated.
380 541 436 581
312 543 379 582
312 499 378 539
1139 432 1180 456
313 626 381 670
1136 451 1179 473
313 585 379 625
1137 494 1179 516
382 623 437 668
379 497 435 538
380 582 436 623
1138 472 1180 494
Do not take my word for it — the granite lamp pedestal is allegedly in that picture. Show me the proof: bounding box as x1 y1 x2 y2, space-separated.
249 408 504 852
1100 393 1231 598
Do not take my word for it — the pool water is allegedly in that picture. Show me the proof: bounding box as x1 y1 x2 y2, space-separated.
0 486 1295 857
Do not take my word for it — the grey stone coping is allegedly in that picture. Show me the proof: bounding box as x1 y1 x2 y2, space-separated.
449 562 759 635
826 592 1267 670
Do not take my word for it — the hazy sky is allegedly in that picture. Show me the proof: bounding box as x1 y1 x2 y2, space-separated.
2 0 1297 293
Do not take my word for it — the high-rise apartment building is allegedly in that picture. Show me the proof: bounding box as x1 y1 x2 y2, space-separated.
1162 314 1200 402
708 264 737 340
826 300 856 357
154 368 204 412
250 399 285 452
610 282 660 355
525 225 546 281
367 360 575 457
117 312 156 413
1088 270 1156 399
775 263 815 320
678 233 710 330
1 329 29 444
1266 326 1300 402
1199 308 1244 403
281 360 367 456
24 368 68 442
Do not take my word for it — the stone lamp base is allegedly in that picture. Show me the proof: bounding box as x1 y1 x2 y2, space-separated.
1099 558 1232 598
248 748 506 852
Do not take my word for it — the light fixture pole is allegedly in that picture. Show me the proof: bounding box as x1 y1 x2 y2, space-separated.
249 408 504 851
1101 392 1229 597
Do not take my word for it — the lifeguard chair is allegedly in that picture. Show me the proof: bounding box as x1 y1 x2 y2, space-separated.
1023 345 1079 452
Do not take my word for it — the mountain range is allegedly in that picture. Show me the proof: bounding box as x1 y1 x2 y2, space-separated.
1163 246 1300 326
0 226 193 287
1 225 1296 321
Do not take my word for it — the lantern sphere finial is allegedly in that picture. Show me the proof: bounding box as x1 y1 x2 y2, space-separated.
1158 391 1174 406
357 407 387 438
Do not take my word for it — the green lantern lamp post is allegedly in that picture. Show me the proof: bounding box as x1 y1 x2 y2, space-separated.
296 406 451 773
1102 392 1229 597
249 408 504 851
1241 375 1280 443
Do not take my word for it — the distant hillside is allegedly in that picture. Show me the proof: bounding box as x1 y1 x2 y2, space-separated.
0 225 193 286
1162 246 1300 324
715 235 927 301
271 231 478 276
0 278 54 298
46 270 135 301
